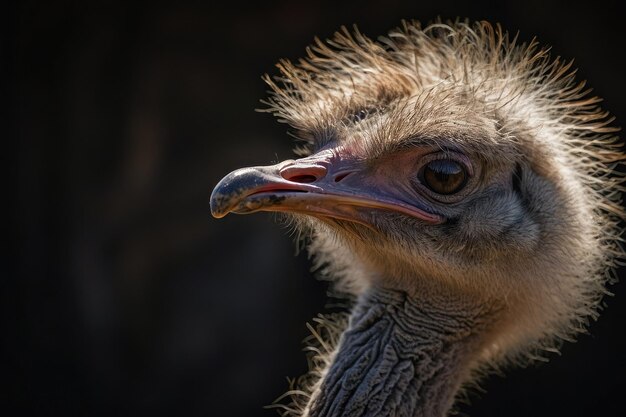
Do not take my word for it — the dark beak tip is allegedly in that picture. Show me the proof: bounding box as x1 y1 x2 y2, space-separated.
209 189 230 219
209 182 231 219
210 211 227 219
209 201 224 218
209 166 270 220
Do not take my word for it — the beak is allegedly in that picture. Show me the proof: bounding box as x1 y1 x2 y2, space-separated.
210 149 442 227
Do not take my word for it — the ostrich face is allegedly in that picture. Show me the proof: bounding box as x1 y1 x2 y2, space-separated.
211 21 622 363
211 90 574 303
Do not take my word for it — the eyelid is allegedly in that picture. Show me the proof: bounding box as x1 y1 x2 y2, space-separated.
420 150 474 177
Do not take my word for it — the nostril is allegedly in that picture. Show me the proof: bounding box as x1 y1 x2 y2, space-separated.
334 172 351 182
280 164 327 183
289 174 317 183
335 171 354 182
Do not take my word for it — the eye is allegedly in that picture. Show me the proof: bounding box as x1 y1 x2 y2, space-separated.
352 109 368 122
421 159 468 195
349 107 378 123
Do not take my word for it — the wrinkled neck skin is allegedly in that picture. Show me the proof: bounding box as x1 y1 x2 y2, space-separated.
304 284 495 417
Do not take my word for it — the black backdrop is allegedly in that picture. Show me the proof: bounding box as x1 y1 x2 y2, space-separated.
6 1 626 416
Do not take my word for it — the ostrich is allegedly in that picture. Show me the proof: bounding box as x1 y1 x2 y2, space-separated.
210 20 624 417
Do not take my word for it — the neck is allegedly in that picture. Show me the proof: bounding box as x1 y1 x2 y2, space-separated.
304 285 493 417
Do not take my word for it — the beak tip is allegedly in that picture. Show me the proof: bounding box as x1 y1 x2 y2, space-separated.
209 204 223 218
210 167 264 219
209 188 230 219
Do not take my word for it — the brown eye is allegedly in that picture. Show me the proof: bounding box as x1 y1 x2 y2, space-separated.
421 159 467 195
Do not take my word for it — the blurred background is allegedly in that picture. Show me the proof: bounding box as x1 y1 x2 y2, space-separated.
6 1 626 416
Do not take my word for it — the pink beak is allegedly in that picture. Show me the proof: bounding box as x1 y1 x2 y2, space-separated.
210 149 443 227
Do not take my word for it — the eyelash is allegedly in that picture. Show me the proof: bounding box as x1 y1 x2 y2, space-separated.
347 107 382 124
419 151 474 177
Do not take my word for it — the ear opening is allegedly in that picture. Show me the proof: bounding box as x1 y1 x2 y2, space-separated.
512 162 523 195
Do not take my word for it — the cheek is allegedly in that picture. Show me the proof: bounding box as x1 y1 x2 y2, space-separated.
454 191 540 254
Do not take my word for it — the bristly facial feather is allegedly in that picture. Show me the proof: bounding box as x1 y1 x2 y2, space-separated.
253 19 624 416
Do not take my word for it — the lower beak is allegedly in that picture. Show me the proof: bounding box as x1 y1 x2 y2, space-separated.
210 151 442 227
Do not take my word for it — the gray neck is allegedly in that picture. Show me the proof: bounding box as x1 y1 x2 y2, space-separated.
305 286 492 417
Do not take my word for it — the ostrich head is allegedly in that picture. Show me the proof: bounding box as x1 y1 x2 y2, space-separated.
210 21 624 417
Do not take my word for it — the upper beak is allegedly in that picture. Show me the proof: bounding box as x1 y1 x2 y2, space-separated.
210 149 442 227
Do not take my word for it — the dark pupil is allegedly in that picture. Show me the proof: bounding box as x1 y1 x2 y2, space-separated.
352 110 368 122
423 160 466 195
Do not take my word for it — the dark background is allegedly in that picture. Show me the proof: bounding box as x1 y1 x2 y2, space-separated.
5 1 626 416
